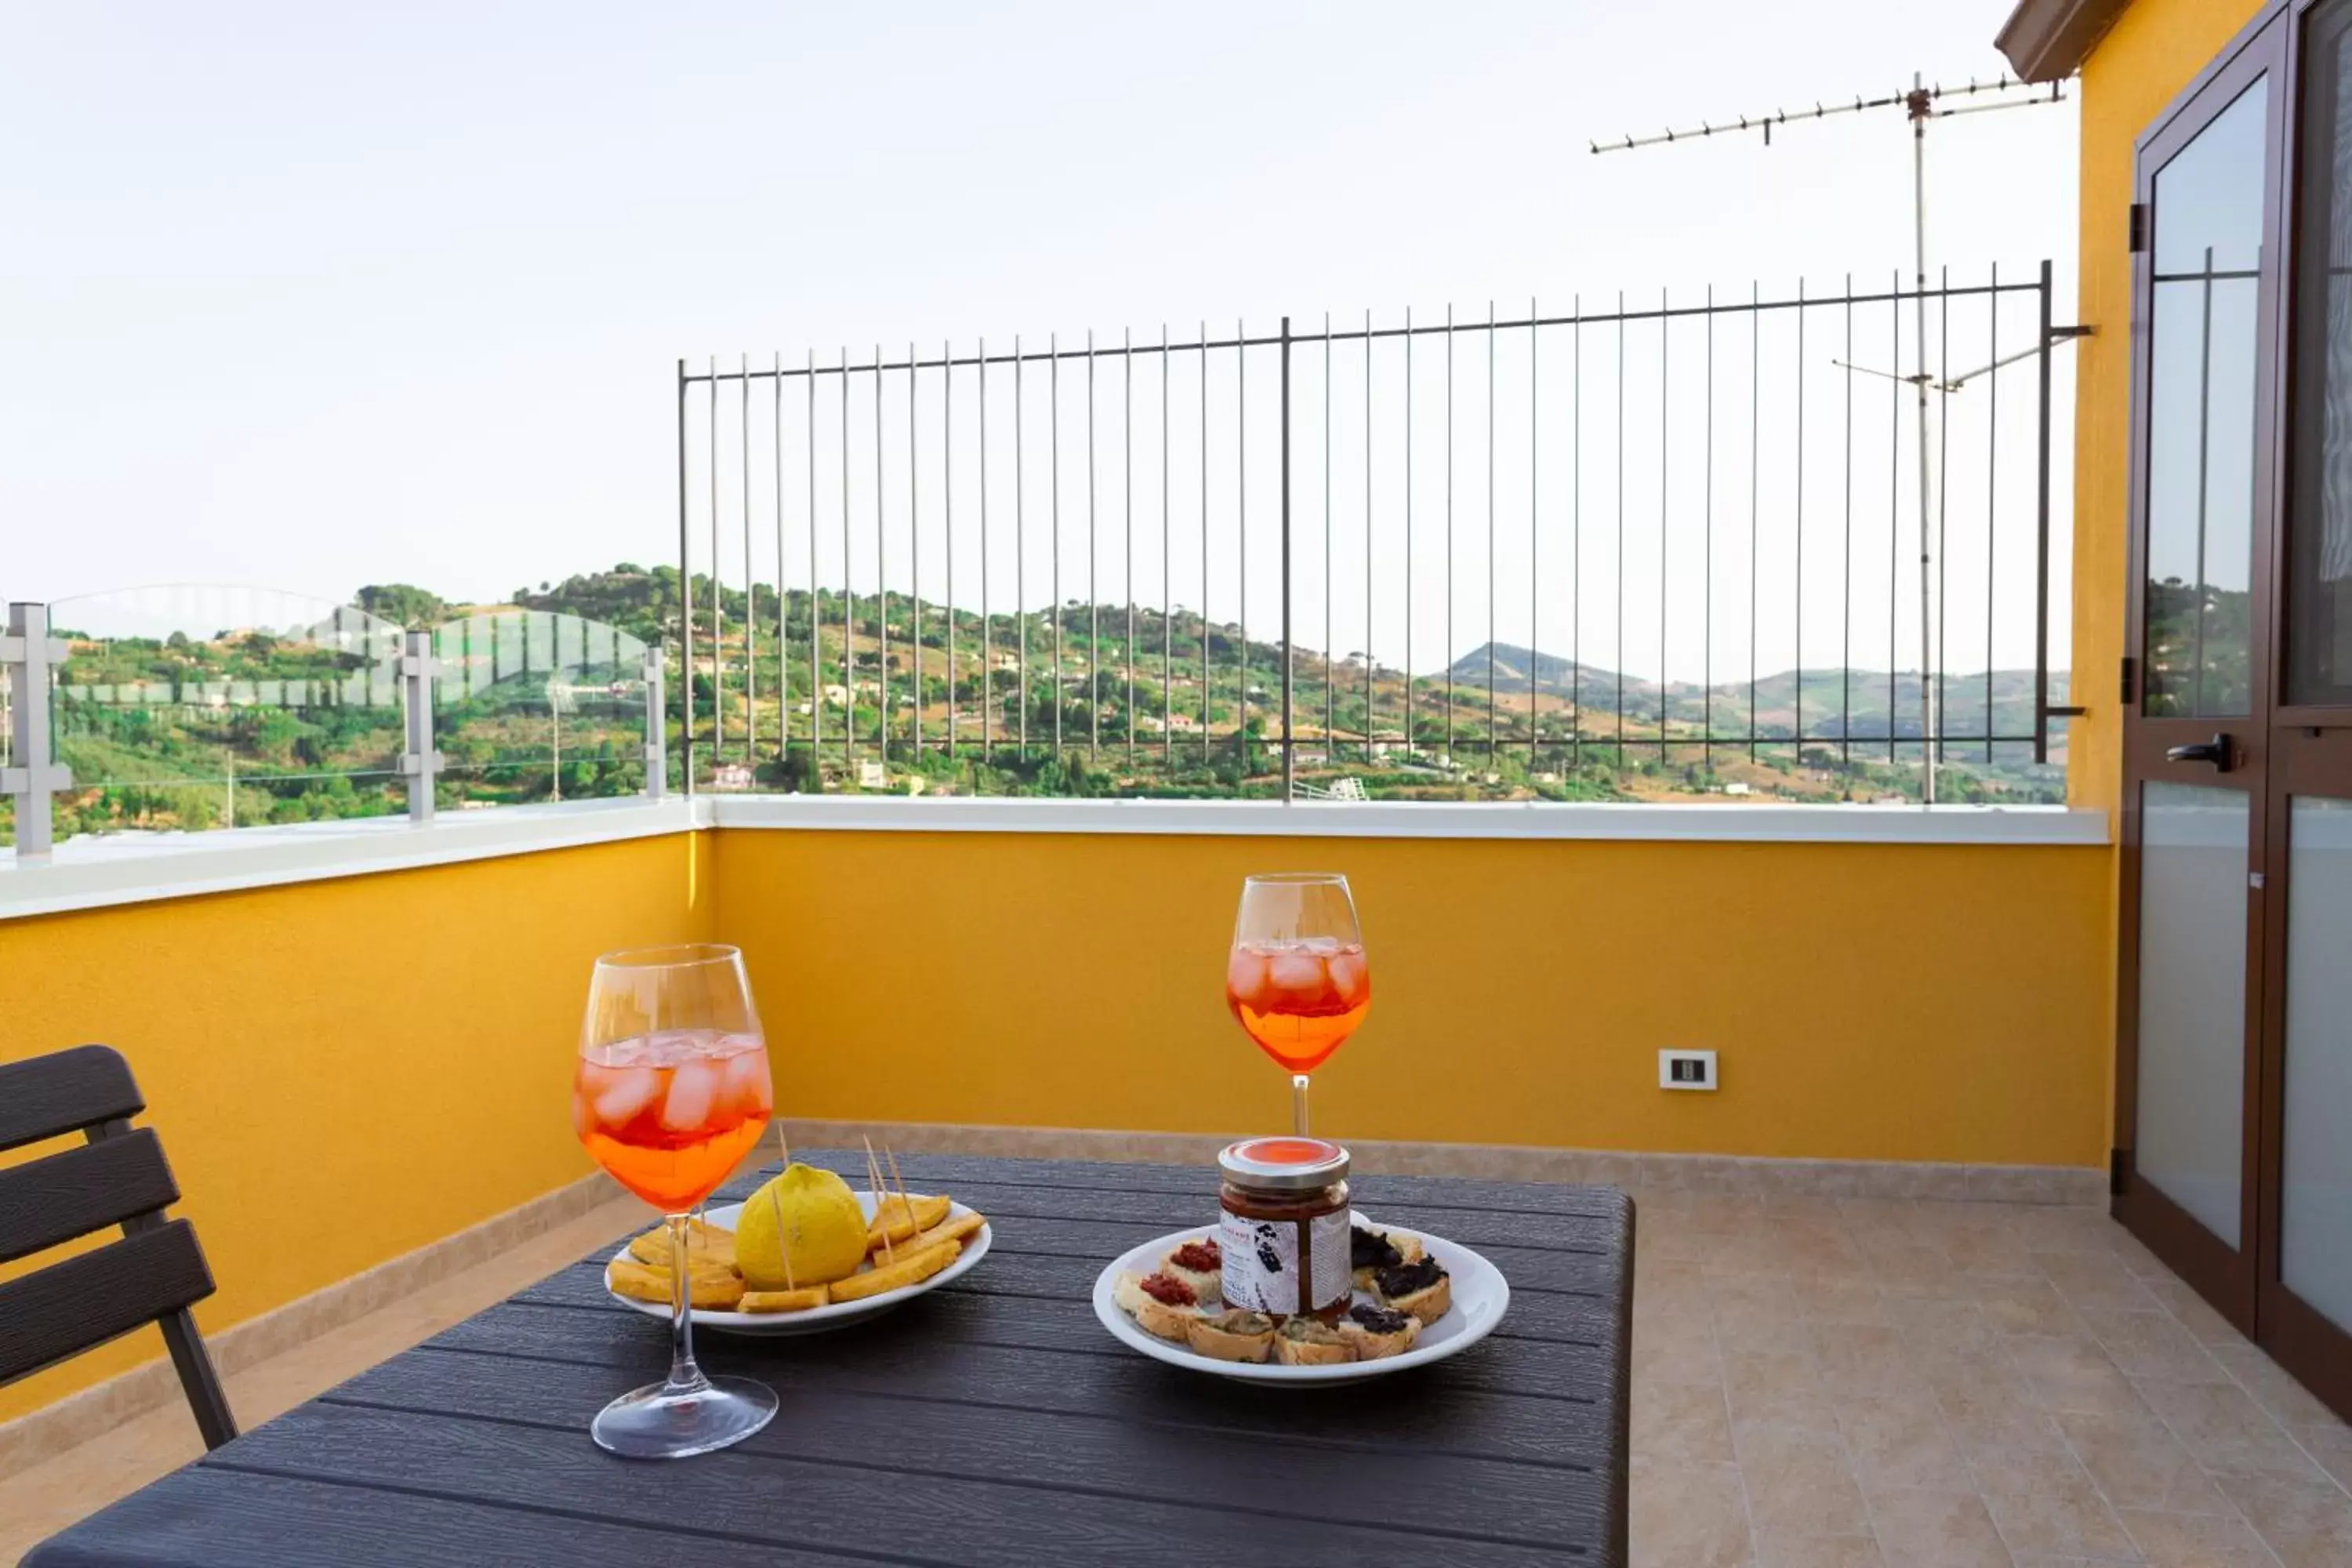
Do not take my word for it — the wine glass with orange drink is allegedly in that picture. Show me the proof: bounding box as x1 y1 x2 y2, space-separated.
1225 873 1372 1136
572 942 777 1458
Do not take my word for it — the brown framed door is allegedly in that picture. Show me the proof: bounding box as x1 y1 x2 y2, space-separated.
2116 16 2287 1331
2254 0 2352 1420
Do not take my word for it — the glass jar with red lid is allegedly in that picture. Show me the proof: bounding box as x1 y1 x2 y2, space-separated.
1216 1136 1352 1321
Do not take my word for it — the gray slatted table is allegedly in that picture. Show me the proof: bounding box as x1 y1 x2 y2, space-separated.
25 1151 1634 1567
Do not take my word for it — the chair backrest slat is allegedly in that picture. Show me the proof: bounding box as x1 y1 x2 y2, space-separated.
0 1219 216 1386
0 1046 144 1152
0 1130 181 1265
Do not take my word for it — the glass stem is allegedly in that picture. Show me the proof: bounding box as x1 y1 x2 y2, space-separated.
1291 1073 1311 1136
664 1211 710 1396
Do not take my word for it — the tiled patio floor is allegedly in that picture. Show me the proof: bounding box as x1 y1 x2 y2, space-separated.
1628 1190 2352 1566
2 1187 2347 1566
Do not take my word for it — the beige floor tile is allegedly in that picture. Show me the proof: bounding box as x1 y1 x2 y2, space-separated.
2040 1251 2164 1313
1754 1530 1884 1566
1736 1421 1872 1537
1725 1349 1839 1434
2138 1380 2330 1483
2009 1332 2151 1418
1631 1454 1755 1568
1635 1313 1726 1386
2116 1509 2282 1568
2209 1345 2339 1432
2082 1308 2230 1385
2211 1471 2352 1567
2058 1409 2235 1515
2288 1421 2352 1494
2142 1278 2252 1350
1795 1276 1893 1327
1983 1468 2141 1560
1634 1379 1737 1465
1971 1275 2088 1337
1867 1488 2017 1567
1815 1323 1930 1396
1837 1388 1977 1494
1886 1297 2003 1359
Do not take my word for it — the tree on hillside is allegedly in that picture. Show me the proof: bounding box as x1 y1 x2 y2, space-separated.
355 583 452 630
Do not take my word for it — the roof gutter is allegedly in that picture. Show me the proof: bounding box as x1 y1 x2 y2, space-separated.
1995 0 2131 81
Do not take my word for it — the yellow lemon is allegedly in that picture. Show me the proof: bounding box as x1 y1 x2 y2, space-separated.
733 1164 869 1288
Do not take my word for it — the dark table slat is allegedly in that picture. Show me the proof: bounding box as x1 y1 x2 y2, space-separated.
424 1304 1618 1468
327 1350 1614 1544
199 1403 1598 1568
22 1467 879 1568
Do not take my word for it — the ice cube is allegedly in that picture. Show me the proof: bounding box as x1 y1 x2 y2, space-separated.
719 1044 771 1116
587 1065 661 1127
1226 946 1270 1003
1301 935 1342 954
659 1058 720 1131
1267 950 1326 1001
1327 953 1367 1005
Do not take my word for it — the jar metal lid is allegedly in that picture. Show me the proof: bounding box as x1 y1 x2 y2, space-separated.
1217 1136 1351 1190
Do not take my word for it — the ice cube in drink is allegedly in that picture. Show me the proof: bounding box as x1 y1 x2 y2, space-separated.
573 1029 772 1210
1225 940 1372 1074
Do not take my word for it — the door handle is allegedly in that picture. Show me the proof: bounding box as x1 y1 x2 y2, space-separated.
2165 734 2233 771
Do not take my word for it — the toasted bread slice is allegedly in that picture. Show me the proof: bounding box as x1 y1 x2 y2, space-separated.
627 1219 737 1270
1374 1256 1453 1325
1184 1308 1276 1363
1160 1237 1223 1305
883 1210 985 1260
1113 1270 1200 1340
829 1238 960 1302
867 1193 953 1247
1349 1225 1424 1291
1339 1303 1423 1359
1273 1316 1355 1366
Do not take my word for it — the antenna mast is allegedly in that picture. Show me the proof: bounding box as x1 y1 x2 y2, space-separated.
1594 73 2063 804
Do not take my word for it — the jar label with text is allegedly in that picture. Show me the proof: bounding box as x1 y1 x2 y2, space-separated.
1218 1205 1352 1314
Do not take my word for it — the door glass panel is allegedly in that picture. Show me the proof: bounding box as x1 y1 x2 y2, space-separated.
2290 9 2352 704
2145 79 2267 718
2135 782 2248 1246
2283 797 2352 1329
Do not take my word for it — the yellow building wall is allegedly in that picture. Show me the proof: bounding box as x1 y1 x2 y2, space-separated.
0 831 710 1424
722 829 2111 1170
2067 0 2270 1145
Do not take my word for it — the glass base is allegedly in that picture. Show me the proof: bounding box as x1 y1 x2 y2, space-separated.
590 1374 777 1460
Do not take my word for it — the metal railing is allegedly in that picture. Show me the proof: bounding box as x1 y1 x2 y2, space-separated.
676 263 2075 802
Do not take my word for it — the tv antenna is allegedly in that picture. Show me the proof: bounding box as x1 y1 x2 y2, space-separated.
1593 73 2069 803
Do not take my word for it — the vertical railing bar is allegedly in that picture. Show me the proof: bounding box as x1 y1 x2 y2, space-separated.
2034 258 2054 764
808 350 819 766
742 353 754 764
1573 295 1581 772
710 356 722 766
1530 296 1539 755
1842 278 1854 769
1659 287 1668 771
946 339 956 763
1323 311 1333 768
1281 314 1294 800
1749 281 1761 764
1201 321 1210 761
1126 326 1136 771
1051 332 1062 759
1703 288 1713 760
982 339 994 764
1364 309 1374 765
1986 265 1999 764
1615 291 1625 768
1446 302 1455 768
772 353 786 763
875 343 887 760
676 358 693 790
1017 334 1029 760
1795 281 1806 774
841 347 852 769
1487 299 1497 764
1087 328 1098 760
910 341 922 759
1162 323 1172 769
1237 317 1247 776
1889 274 1900 764
1406 307 1414 763
1936 267 1951 765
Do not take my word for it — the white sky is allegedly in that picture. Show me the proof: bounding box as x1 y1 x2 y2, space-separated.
2 2 2077 681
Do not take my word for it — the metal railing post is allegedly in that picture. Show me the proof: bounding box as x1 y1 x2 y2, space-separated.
398 630 441 824
644 641 668 800
2034 257 2055 764
2 602 72 862
1279 315 1294 802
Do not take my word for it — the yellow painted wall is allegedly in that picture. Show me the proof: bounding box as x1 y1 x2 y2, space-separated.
2066 0 2270 1144
0 831 709 1424
722 829 2111 1170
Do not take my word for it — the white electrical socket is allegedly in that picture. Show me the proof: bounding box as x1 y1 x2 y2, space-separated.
1660 1049 1719 1091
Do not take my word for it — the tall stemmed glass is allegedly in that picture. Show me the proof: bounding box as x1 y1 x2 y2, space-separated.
1225 873 1372 1136
574 944 777 1458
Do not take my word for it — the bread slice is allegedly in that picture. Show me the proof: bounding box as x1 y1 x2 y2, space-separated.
1113 1270 1200 1341
1272 1316 1355 1367
1338 1303 1422 1359
1185 1308 1276 1363
1374 1256 1452 1325
1349 1225 1425 1291
1160 1236 1223 1305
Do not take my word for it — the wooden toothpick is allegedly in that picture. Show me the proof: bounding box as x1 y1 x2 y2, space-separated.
862 1135 895 1264
769 1120 796 1291
882 1142 919 1242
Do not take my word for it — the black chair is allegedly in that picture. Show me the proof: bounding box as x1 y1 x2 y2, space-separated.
0 1044 236 1448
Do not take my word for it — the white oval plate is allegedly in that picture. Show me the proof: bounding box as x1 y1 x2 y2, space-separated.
1091 1219 1509 1384
604 1192 990 1336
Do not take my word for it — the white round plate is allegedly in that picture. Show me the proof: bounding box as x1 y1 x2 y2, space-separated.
604 1192 990 1336
1091 1219 1509 1384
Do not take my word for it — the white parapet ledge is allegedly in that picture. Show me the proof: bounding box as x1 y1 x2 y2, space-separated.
1 793 2108 921
0 797 699 922
705 793 2110 846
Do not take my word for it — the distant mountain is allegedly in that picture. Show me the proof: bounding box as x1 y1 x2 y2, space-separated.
1449 641 2071 742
